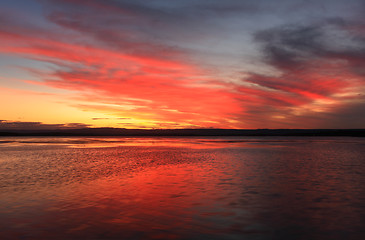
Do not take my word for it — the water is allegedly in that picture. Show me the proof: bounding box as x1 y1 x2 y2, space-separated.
0 136 364 240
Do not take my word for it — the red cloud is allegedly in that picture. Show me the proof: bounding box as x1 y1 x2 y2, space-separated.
0 9 244 128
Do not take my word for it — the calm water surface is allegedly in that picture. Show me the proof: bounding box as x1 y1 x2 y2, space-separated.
0 137 364 240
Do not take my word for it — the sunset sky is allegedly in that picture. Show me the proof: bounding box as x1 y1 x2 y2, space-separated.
1 0 364 130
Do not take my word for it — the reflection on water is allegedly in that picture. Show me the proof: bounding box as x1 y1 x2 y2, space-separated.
0 137 364 239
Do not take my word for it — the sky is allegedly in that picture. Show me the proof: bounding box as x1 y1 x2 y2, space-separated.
0 0 364 130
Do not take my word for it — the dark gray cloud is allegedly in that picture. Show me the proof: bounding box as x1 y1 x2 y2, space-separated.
255 24 323 69
249 18 365 94
254 18 365 72
235 18 365 128
0 120 90 131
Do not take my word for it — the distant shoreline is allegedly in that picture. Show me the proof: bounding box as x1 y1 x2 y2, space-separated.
1 129 364 137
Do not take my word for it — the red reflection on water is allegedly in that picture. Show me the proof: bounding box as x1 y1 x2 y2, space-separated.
0 136 281 149
0 146 244 239
0 138 364 240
